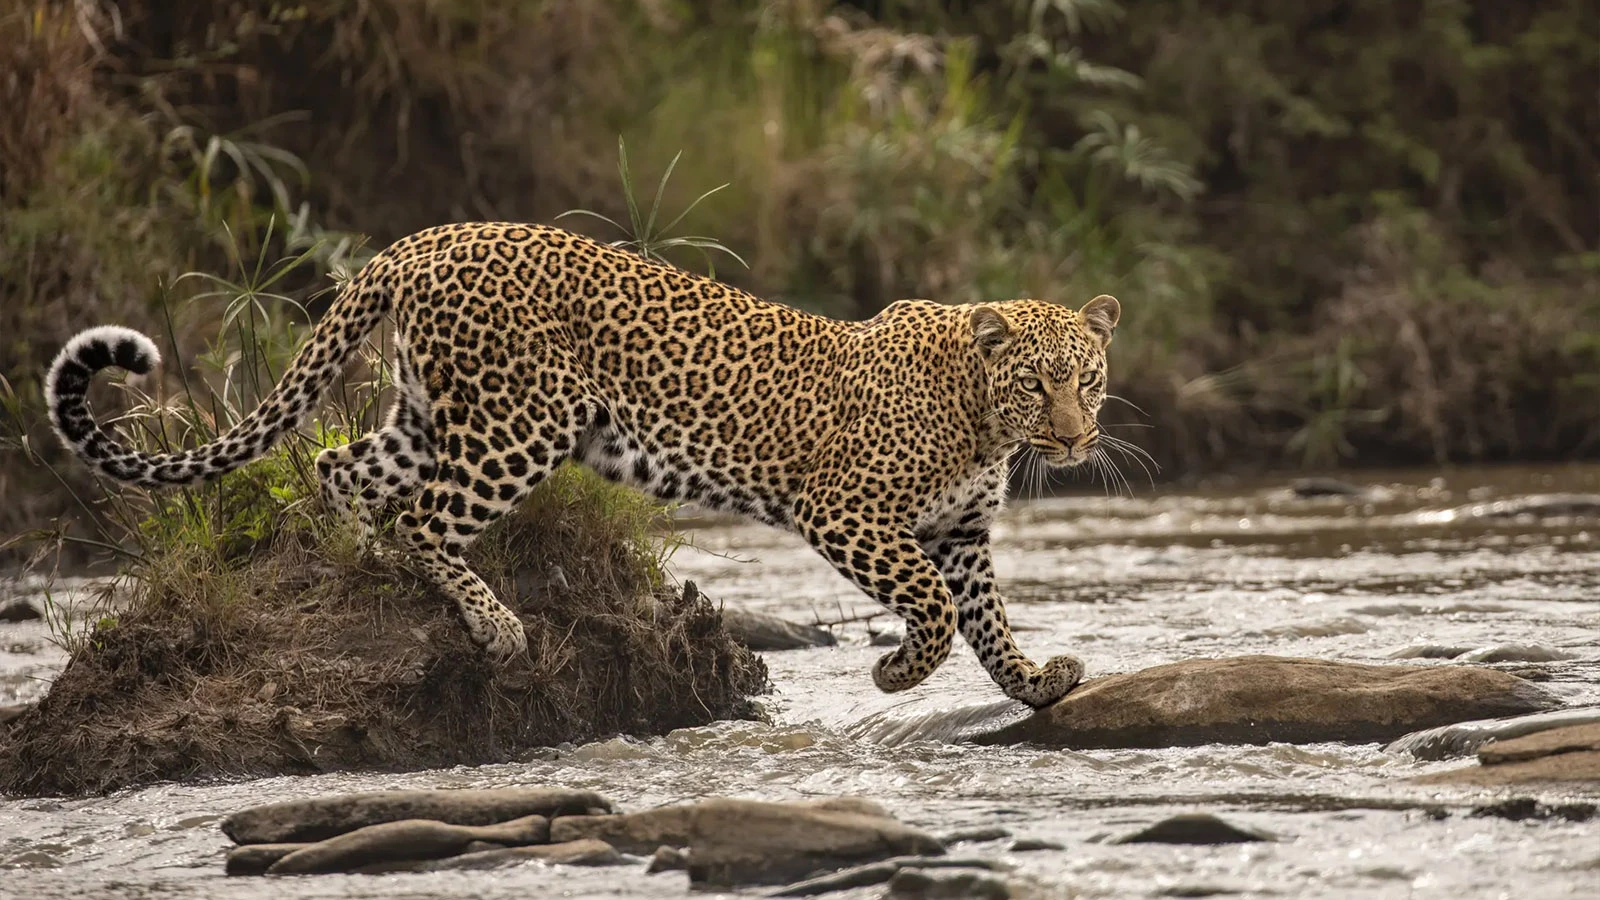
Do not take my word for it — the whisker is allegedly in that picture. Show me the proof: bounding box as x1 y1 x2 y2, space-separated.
1104 393 1150 418
1102 433 1160 469
1100 435 1158 487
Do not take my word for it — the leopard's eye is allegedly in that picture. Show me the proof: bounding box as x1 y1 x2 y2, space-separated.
1019 376 1042 393
1079 370 1097 386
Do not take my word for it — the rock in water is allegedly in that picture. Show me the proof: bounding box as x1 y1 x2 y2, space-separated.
0 599 42 622
551 797 942 886
1386 707 1600 760
1413 724 1600 787
222 788 609 844
971 656 1557 749
265 814 550 875
888 867 1012 899
1113 813 1271 845
719 609 837 651
225 843 311 876
0 703 33 728
1289 477 1369 498
1453 643 1574 663
397 839 622 871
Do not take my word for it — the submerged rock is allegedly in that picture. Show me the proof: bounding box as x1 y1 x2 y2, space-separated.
770 857 1009 898
1452 493 1600 520
1384 644 1476 660
1413 723 1600 786
1453 643 1575 663
223 788 608 844
265 814 550 874
1466 798 1596 823
225 843 309 876
719 609 837 651
389 838 623 871
1386 707 1600 760
939 826 1011 845
971 655 1557 749
1289 478 1369 498
0 703 32 728
887 867 1012 899
1112 813 1270 845
0 599 41 622
553 797 941 886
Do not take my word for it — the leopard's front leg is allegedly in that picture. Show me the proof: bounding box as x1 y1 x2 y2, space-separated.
923 526 1084 707
795 509 957 693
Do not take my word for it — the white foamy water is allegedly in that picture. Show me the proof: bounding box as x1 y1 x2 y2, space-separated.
3 464 1599 898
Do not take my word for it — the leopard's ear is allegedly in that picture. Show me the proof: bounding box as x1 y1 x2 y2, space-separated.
970 306 1012 358
1079 294 1120 349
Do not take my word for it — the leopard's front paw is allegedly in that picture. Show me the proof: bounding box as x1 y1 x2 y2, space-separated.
871 647 932 693
1004 654 1085 708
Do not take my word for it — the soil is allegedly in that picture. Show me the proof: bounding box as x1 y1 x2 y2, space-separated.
0 515 769 797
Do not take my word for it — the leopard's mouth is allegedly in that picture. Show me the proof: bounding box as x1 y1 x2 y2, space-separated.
1028 438 1087 468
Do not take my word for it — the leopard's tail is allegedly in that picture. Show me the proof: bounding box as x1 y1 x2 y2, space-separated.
45 262 394 489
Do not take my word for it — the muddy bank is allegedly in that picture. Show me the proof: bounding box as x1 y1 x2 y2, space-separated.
0 513 767 798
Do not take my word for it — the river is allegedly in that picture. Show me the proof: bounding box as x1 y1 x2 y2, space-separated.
2 464 1597 898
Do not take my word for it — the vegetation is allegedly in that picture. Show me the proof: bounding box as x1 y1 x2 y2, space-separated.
0 226 765 796
3 0 1597 553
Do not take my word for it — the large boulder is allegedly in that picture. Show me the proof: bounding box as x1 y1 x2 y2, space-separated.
222 788 610 844
1413 724 1600 786
550 797 943 886
971 656 1558 749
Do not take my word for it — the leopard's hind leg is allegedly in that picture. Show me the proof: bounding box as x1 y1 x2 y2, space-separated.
395 390 588 665
315 359 435 539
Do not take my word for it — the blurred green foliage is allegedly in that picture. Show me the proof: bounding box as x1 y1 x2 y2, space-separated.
2 0 1596 550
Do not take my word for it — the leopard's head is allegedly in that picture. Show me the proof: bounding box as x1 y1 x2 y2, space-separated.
969 295 1121 468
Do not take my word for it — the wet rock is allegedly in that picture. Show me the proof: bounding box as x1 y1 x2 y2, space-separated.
768 857 1008 897
720 609 837 651
225 843 308 876
222 787 609 844
971 655 1558 749
265 814 550 874
648 844 689 873
552 797 941 886
1008 838 1063 852
887 867 1012 899
1413 723 1600 786
398 838 623 871
1419 751 1600 786
1466 798 1596 823
1454 493 1600 520
1289 477 1369 498
939 826 1011 845
0 703 33 727
1384 644 1475 660
1479 722 1600 764
0 599 42 622
1387 707 1600 760
1112 813 1270 845
1453 643 1574 663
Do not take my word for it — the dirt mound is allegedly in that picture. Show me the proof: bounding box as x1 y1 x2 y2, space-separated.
0 499 768 798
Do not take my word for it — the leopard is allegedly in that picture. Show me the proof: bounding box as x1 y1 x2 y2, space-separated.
45 222 1122 707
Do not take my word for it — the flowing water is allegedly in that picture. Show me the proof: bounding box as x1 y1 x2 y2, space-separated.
2 464 1598 899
